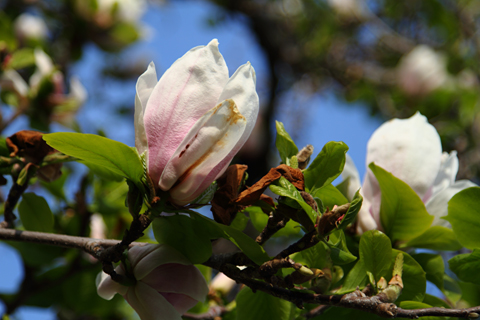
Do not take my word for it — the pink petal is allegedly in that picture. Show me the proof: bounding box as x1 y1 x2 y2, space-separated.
125 282 183 320
161 292 199 315
159 99 246 205
132 244 192 280
176 62 259 204
144 39 229 185
135 62 157 155
141 263 209 302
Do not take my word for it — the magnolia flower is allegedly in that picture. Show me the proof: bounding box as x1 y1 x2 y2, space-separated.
14 13 48 41
210 272 236 296
397 45 451 96
97 244 208 320
75 0 146 27
343 112 476 233
134 39 259 205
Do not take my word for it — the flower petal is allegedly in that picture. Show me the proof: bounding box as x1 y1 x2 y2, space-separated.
424 151 459 202
129 244 192 279
160 292 199 315
125 282 183 320
135 62 157 155
341 154 361 201
159 99 247 205
366 112 442 199
0 70 29 97
144 39 229 184
182 62 259 204
141 263 209 302
96 265 128 300
426 180 477 227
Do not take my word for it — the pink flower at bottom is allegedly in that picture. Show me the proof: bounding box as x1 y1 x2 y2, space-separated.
96 244 208 320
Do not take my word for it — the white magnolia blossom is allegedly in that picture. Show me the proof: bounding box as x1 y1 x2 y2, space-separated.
134 39 259 205
327 0 368 19
75 0 146 26
397 45 452 96
14 13 48 41
342 112 476 233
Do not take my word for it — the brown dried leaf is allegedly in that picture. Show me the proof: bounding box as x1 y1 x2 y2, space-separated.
6 130 62 182
211 164 248 225
7 130 53 163
236 164 305 206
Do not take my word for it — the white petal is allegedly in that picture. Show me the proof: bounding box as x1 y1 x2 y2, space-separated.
96 266 128 300
426 180 477 227
366 112 442 199
69 76 87 104
210 272 236 295
342 154 361 201
34 48 54 76
159 99 247 205
135 62 157 155
125 282 183 320
144 39 229 185
216 62 259 149
179 62 259 204
1 70 29 97
425 151 459 201
132 244 192 280
356 199 378 234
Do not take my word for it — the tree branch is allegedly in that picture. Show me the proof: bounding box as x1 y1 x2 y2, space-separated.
2 227 480 318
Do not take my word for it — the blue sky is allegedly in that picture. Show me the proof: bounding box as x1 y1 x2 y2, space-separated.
0 1 383 318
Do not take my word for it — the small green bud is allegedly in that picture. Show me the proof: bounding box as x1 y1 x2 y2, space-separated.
289 155 298 169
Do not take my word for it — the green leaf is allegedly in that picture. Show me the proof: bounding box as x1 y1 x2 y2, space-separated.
359 230 392 286
369 163 433 242
422 293 450 309
0 137 10 157
18 193 54 233
327 230 357 265
411 253 444 291
192 181 217 205
247 206 301 238
402 226 462 251
337 258 368 294
458 281 480 308
311 184 348 210
189 211 270 265
270 177 317 229
291 241 330 270
443 274 462 305
7 48 35 69
236 287 295 320
43 133 144 190
338 249 426 302
449 249 480 286
444 187 480 249
230 212 249 231
275 121 298 164
152 215 213 264
393 249 426 303
304 141 348 192
337 190 363 230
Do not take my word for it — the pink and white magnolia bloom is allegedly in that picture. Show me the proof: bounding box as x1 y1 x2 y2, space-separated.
96 244 208 320
342 112 476 234
134 39 259 205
